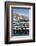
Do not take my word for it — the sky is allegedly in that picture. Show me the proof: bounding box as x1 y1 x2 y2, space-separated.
12 7 30 16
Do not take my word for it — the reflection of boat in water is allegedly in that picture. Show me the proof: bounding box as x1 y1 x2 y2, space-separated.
13 29 29 36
